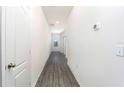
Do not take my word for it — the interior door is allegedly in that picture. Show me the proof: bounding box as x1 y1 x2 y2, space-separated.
5 7 30 87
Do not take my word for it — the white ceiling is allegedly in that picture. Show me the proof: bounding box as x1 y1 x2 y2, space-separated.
42 6 73 31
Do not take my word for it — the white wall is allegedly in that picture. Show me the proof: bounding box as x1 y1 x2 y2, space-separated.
66 6 124 86
0 7 1 87
30 7 51 86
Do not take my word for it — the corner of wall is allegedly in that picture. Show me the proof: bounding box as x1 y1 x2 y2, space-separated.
67 60 81 86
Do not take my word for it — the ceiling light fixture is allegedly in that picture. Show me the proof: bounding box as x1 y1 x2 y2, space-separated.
56 21 60 24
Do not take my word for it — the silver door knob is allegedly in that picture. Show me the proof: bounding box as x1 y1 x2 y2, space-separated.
8 63 16 69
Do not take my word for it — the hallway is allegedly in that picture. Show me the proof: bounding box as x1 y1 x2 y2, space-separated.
1 6 124 87
35 52 79 87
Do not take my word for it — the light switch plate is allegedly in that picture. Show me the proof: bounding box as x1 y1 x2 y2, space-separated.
116 45 124 57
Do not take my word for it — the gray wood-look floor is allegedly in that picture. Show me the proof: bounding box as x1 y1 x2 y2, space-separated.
35 52 80 87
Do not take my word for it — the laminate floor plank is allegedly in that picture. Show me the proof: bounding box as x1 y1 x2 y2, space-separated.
35 52 80 87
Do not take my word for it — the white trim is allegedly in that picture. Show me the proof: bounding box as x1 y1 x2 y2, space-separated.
1 7 6 87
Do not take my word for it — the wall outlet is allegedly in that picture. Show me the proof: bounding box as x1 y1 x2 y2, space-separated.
116 45 124 57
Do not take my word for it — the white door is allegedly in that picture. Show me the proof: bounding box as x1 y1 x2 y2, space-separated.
5 7 31 87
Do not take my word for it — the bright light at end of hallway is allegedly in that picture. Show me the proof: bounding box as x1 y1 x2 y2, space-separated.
51 28 64 34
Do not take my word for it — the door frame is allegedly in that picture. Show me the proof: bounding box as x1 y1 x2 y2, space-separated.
63 36 68 59
1 6 6 87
